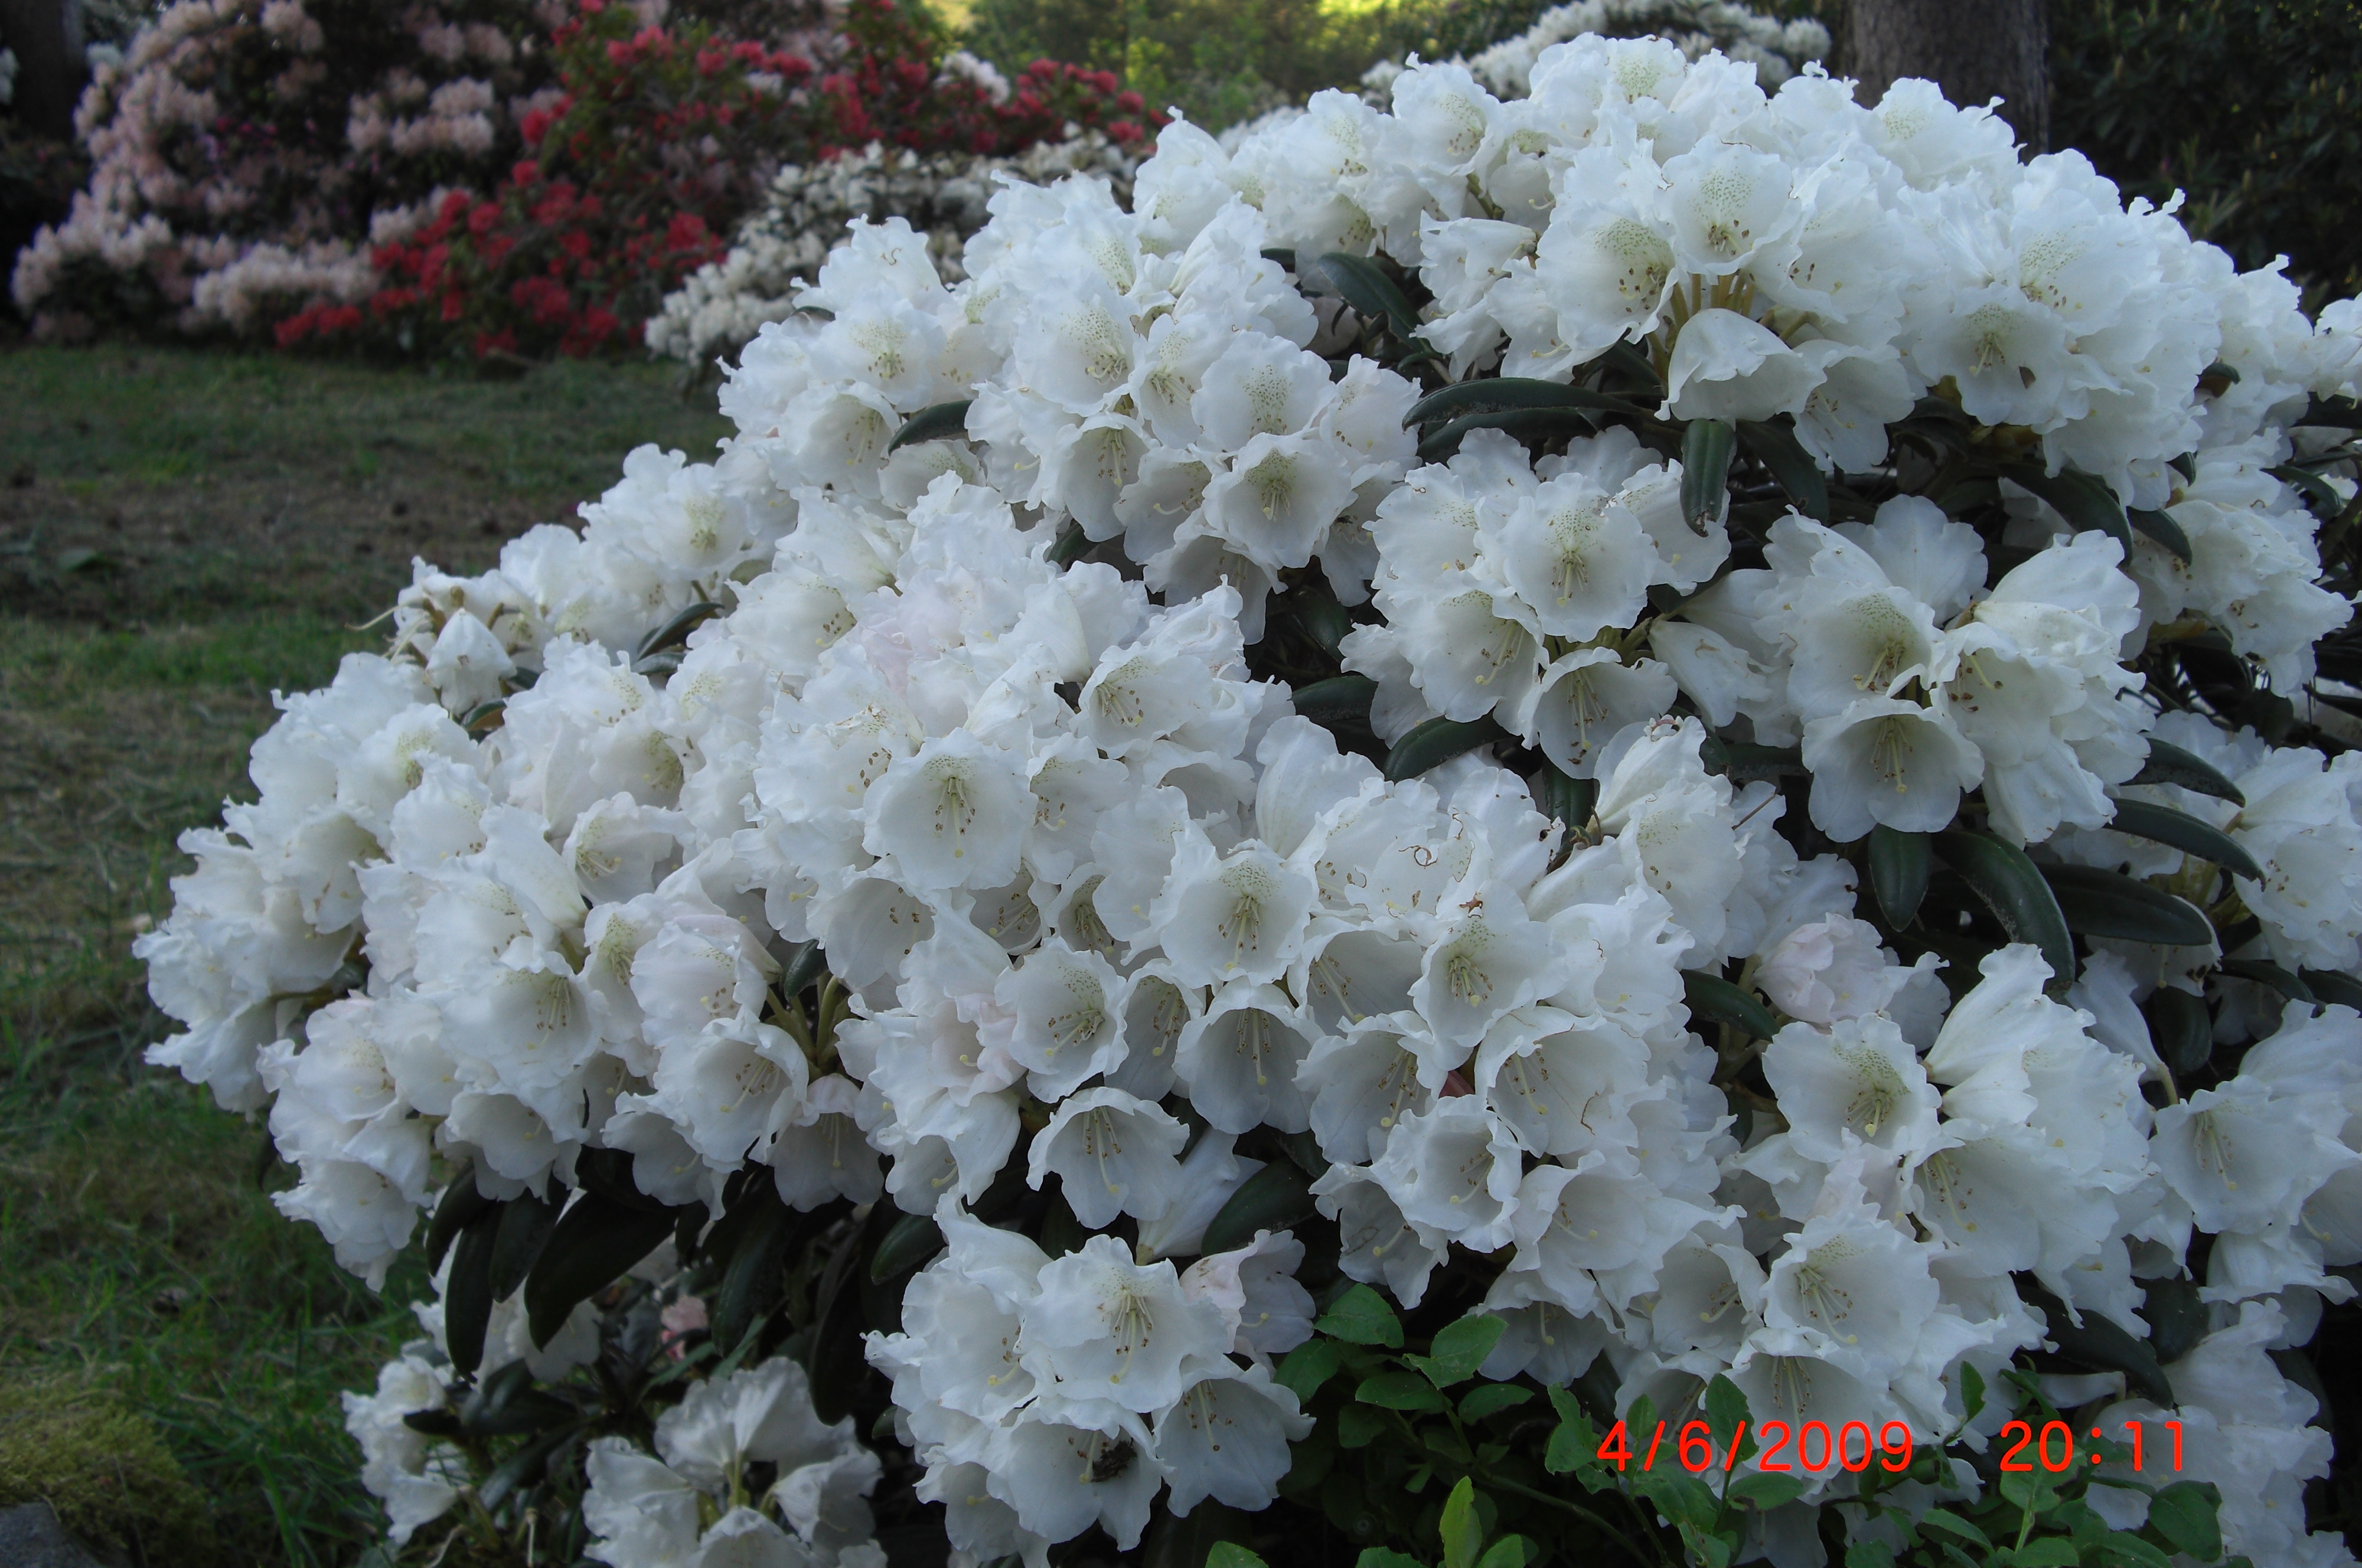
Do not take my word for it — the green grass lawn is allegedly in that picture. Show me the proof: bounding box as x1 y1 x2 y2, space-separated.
0 345 732 1565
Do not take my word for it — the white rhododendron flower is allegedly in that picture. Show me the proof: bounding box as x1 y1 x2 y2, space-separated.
142 23 2362 1568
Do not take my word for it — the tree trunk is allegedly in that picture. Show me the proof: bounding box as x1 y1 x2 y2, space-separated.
0 0 88 143
1845 0 2048 153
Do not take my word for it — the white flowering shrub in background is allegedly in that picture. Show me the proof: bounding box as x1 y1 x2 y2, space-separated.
647 129 1141 373
1361 0 1828 104
140 31 2362 1568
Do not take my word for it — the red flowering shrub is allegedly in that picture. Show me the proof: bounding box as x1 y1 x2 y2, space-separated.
275 0 1157 358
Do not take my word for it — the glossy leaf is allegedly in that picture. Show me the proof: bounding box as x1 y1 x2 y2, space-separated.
1207 1546 1271 1568
2146 1481 2225 1561
424 1168 491 1274
1737 417 1829 521
764 956 823 1020
715 1184 795 1351
1727 1472 1805 1511
1316 1283 1404 1348
2127 739 2246 806
1869 826 1932 929
487 1185 562 1302
1403 377 1653 427
1681 418 1736 535
887 399 973 450
1408 1314 1506 1387
1439 1478 1482 1568
1684 971 1779 1041
2040 864 2216 948
445 1203 503 1377
1358 1370 1449 1411
1313 252 1421 342
1202 1159 1317 1256
1384 714 1508 782
2106 799 2263 881
2025 1280 2174 1406
869 1211 944 1283
2127 508 2194 562
634 599 725 662
1415 406 1594 462
2220 958 2315 1004
2002 463 2131 550
2302 969 2362 1011
1933 830 2077 989
2143 987 2214 1077
1458 1383 1532 1422
1277 1338 1347 1402
1294 673 1379 729
524 1191 677 1349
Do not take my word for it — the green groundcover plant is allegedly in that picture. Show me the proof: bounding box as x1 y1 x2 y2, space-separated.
137 28 2362 1568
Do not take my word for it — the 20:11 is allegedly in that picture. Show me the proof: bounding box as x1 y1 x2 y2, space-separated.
1997 1420 2182 1472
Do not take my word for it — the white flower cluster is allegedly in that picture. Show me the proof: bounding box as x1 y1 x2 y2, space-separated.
647 132 1142 370
142 34 2362 1566
1360 0 1828 104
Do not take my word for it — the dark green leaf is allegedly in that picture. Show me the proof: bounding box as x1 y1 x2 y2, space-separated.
2270 463 2347 521
2146 1482 2224 1562
2128 740 2246 806
2220 958 2315 1005
714 1185 794 1350
1337 1403 1388 1448
2040 864 2215 948
1681 419 1737 535
524 1193 676 1350
1438 1477 1481 1568
1685 971 1779 1041
1295 674 1379 729
1536 760 1596 840
2014 1542 2082 1567
2002 463 2131 550
1933 831 2077 989
1961 1360 1986 1423
425 1170 491 1275
2100 1535 2174 1568
1409 1314 1506 1387
778 940 828 998
1918 1509 1991 1550
1459 1383 1532 1422
2303 969 2362 1011
2142 1276 2209 1365
1633 1470 1722 1533
1206 1544 1270 1568
1727 1472 1805 1511
1261 247 1297 272
2142 988 2214 1077
1049 521 1091 566
1317 1283 1404 1348
635 600 726 662
1416 407 1595 462
1292 584 1353 656
869 1211 944 1283
1314 252 1421 342
2106 799 2263 881
1203 1159 1318 1256
473 1422 581 1512
1702 739 1805 782
445 1204 503 1378
1737 418 1829 521
1384 715 1508 783
1473 1538 1528 1568
1870 827 1933 929
1404 377 1653 427
1355 1552 1427 1568
2024 1280 2175 1406
1544 1387 1597 1475
570 1146 671 1213
2298 396 2362 430
1278 1338 1348 1402
1845 1545 1898 1568
488 1186 562 1302
2128 508 2194 563
1704 1373 1750 1450
887 399 973 451
1358 1370 1450 1411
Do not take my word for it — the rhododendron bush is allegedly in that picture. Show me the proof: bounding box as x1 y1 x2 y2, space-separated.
11 0 1147 357
142 35 2362 1568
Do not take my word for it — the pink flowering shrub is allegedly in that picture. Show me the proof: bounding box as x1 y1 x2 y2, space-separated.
11 0 577 338
13 0 1149 358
